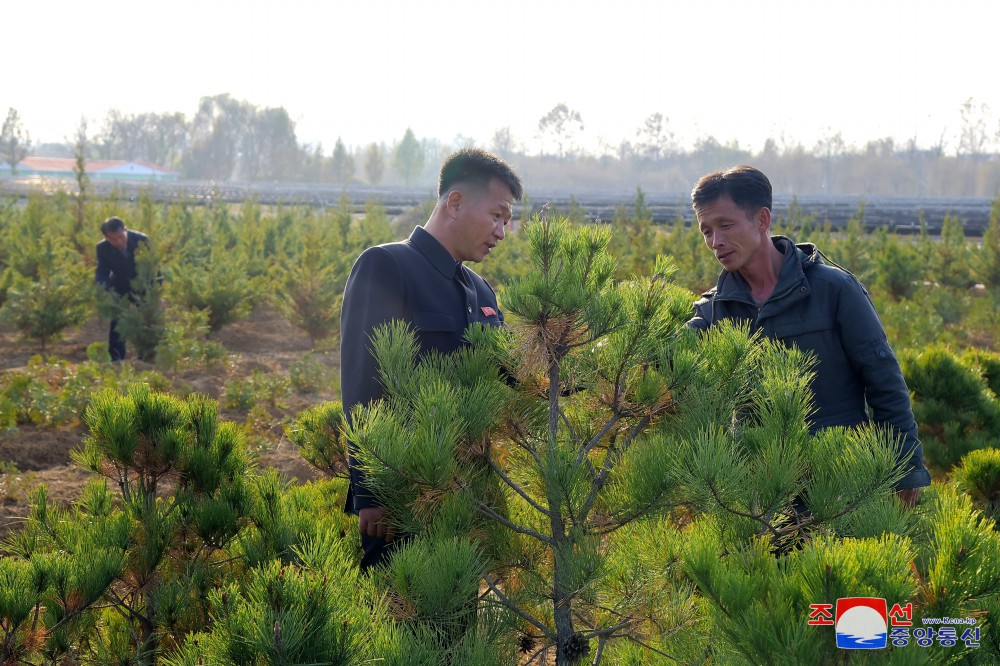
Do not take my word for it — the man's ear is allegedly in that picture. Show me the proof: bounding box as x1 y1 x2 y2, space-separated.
757 206 772 233
445 189 463 218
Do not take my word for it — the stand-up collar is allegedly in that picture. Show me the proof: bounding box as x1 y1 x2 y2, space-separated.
408 226 462 279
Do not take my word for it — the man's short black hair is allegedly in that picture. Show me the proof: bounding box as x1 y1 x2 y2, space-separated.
438 148 522 201
101 216 126 235
691 165 772 219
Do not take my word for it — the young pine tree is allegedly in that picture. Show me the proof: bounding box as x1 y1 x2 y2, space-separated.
168 246 261 333
1 386 254 664
346 212 937 664
274 228 346 346
1 232 91 351
105 242 165 362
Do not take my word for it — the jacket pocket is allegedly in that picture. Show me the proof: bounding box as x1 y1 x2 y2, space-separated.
412 311 463 354
772 316 835 339
412 311 460 333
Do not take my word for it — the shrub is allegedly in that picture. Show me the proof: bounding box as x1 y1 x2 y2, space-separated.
287 402 349 478
288 352 333 393
274 243 344 346
155 305 227 372
962 348 1000 398
1 234 91 350
952 448 1000 524
900 345 1000 471
168 248 261 332
223 369 290 410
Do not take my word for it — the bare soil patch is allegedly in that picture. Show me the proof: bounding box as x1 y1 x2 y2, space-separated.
0 304 338 543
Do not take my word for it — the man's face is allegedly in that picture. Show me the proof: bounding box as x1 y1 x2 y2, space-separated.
453 178 514 262
104 228 128 251
696 196 769 273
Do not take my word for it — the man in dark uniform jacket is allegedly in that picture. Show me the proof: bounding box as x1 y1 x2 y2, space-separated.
94 216 150 361
340 148 523 571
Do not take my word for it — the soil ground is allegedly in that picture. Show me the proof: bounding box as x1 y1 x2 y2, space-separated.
0 304 334 541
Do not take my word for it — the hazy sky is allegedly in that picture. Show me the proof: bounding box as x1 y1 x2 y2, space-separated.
5 0 998 155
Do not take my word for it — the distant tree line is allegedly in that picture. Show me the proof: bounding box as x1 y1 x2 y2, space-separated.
6 96 1000 197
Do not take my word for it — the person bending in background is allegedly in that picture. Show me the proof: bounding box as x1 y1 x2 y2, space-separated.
94 216 150 361
686 165 930 506
340 148 523 571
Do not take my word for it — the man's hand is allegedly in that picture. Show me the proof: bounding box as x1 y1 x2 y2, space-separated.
896 487 920 508
358 506 394 541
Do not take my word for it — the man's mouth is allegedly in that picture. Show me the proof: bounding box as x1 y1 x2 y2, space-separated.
716 250 735 261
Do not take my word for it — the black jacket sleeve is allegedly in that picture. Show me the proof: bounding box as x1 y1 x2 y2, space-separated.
95 243 113 290
837 277 930 489
340 246 406 511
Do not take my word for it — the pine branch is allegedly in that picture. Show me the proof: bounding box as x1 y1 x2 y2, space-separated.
625 635 681 662
576 413 622 465
483 570 554 639
577 416 650 525
580 617 635 641
592 636 607 666
771 470 899 540
559 407 579 446
599 494 673 535
525 641 556 665
486 458 551 518
705 479 783 542
471 495 554 545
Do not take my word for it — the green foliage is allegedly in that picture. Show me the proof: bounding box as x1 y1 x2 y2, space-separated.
835 202 871 281
103 242 165 361
167 555 366 666
1 387 258 664
962 348 1000 398
608 187 666 277
288 352 334 393
0 460 34 502
0 233 91 350
900 345 1000 470
224 369 290 411
0 355 172 427
347 213 913 665
972 198 1000 291
952 448 1000 523
274 230 344 345
4 183 1000 664
684 518 918 665
872 226 923 299
287 401 349 477
913 484 1000 623
168 246 261 332
154 304 227 371
932 213 974 289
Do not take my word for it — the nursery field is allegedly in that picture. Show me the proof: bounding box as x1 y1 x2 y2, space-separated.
1 189 1000 665
0 305 326 540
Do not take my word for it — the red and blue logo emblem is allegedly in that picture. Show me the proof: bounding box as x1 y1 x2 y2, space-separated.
836 597 888 649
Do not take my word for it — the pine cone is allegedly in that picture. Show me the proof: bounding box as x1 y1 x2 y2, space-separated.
561 631 590 662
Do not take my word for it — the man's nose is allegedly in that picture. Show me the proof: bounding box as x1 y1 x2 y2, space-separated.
495 222 506 240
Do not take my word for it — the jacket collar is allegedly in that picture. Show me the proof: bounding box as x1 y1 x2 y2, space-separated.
713 236 812 301
408 226 462 279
